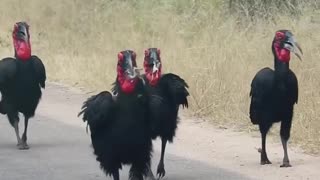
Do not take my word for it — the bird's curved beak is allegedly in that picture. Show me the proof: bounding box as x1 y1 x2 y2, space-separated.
151 62 161 81
127 67 143 79
134 67 143 77
17 25 29 42
126 68 137 79
152 64 159 74
284 35 303 61
124 56 138 80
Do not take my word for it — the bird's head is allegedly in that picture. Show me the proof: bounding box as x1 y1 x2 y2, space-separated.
117 50 141 94
272 30 303 63
12 22 31 61
144 48 162 86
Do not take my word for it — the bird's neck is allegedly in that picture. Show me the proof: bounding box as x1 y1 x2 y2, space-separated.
274 58 290 88
115 79 145 97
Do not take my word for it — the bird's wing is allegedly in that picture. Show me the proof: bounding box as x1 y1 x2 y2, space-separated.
159 73 189 108
148 93 166 115
287 70 299 104
250 67 274 98
249 67 274 124
78 91 115 134
31 56 46 88
0 58 18 86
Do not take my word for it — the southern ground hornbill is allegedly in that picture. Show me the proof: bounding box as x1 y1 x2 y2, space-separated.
79 50 156 180
249 30 303 167
142 48 189 179
0 22 46 150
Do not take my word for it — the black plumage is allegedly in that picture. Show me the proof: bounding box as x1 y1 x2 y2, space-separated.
79 50 154 180
0 22 46 150
142 48 189 178
249 30 302 167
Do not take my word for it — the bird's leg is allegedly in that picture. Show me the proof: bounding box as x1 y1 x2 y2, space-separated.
280 119 292 168
259 124 272 165
129 165 144 180
280 137 291 167
13 120 22 146
19 116 30 150
260 133 271 165
8 113 21 146
157 137 167 179
112 169 120 180
145 164 156 180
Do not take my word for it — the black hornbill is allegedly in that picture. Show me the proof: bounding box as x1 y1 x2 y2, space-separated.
0 22 46 150
79 50 155 180
249 30 303 167
143 48 189 179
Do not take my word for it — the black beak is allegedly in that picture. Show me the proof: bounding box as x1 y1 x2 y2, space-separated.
17 25 28 42
149 51 160 73
125 58 135 79
124 56 140 79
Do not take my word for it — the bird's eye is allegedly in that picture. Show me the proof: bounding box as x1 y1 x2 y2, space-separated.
148 63 154 68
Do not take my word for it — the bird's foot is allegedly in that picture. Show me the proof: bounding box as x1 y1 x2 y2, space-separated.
260 159 272 165
157 163 166 179
16 141 22 147
18 142 29 150
280 161 292 168
260 152 272 165
145 174 156 180
145 167 156 180
128 175 143 180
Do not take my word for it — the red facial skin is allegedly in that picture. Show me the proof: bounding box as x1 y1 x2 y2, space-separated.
274 31 290 63
144 49 162 86
12 22 31 61
117 52 138 94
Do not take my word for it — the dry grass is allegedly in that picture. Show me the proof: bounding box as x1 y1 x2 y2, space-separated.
0 0 319 153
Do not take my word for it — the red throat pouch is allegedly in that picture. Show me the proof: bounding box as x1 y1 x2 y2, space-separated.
274 43 290 63
14 40 31 61
146 72 160 86
117 71 138 94
120 79 137 93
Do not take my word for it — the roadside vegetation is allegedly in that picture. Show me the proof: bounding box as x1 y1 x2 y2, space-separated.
0 0 319 153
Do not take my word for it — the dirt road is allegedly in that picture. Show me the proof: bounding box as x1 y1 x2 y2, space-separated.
0 83 318 180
